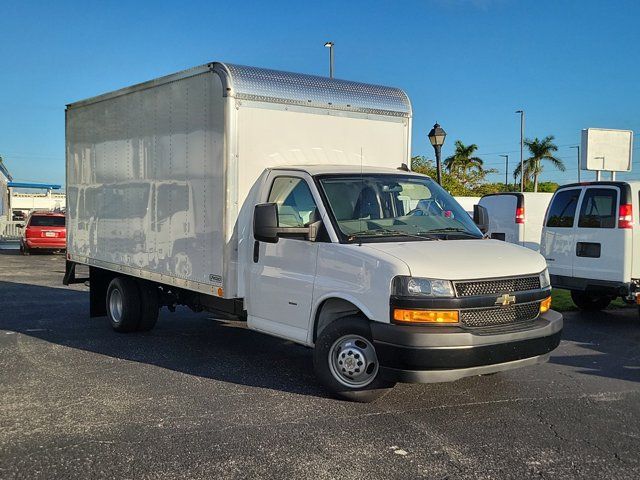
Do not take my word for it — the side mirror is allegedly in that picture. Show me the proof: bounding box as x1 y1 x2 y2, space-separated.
473 205 489 234
254 203 280 243
253 203 323 243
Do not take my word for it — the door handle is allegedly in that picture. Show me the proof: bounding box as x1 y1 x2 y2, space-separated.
253 240 260 263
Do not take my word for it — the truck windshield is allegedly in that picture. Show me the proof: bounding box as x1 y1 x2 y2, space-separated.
318 174 483 242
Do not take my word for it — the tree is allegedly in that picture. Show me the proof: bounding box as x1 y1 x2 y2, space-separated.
444 140 485 187
411 156 467 195
513 135 565 192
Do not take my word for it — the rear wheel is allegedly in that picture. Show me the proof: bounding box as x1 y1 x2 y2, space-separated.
313 316 395 402
106 277 142 332
571 291 614 311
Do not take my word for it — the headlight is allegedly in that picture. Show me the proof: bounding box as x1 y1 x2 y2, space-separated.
539 269 551 289
393 276 455 297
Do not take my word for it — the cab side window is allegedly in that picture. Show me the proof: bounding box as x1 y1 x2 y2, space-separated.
268 177 318 228
578 188 618 229
546 189 581 227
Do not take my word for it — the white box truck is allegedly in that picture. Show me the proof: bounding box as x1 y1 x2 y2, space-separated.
64 62 562 401
478 192 553 250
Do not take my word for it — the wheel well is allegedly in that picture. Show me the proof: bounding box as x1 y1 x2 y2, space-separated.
313 298 365 342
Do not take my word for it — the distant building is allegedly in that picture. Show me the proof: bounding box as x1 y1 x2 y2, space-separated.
10 190 66 213
0 157 12 220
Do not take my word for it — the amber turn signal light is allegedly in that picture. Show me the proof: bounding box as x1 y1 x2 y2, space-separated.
393 309 459 324
540 297 552 313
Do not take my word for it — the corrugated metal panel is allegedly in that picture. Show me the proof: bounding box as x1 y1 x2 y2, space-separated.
68 62 412 118
219 63 411 117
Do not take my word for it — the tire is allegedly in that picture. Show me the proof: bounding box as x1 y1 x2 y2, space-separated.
137 280 159 331
571 291 613 311
106 277 142 332
313 315 395 402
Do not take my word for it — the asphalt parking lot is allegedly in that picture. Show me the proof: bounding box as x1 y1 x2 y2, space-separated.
1 250 639 479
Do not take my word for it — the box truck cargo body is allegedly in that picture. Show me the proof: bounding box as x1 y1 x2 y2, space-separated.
65 63 561 401
66 63 411 299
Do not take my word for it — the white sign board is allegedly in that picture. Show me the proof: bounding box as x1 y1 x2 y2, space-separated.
581 128 633 172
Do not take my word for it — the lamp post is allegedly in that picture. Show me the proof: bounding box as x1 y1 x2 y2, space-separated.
324 41 334 78
570 145 581 182
500 154 509 188
515 110 525 192
428 122 447 185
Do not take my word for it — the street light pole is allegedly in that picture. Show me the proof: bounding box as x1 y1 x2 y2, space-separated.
428 122 447 185
515 110 525 192
500 154 509 188
570 145 581 182
324 42 334 78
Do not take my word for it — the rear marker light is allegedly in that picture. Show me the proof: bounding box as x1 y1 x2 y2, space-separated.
515 206 525 224
619 204 633 229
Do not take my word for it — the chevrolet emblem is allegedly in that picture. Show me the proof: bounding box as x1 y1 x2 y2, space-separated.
495 293 516 306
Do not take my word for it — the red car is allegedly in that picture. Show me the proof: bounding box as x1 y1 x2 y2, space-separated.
20 211 66 255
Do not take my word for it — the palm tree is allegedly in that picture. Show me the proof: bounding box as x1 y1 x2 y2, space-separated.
444 140 484 187
513 135 565 192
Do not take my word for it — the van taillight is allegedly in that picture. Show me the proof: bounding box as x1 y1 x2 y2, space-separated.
619 204 633 229
515 206 525 224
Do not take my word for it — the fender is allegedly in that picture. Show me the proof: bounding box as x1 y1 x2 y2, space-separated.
306 292 380 345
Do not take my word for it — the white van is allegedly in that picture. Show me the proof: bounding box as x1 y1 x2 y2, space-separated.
541 181 638 311
479 192 553 250
63 62 562 401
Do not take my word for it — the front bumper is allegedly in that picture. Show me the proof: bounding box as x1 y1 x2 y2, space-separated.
371 310 562 383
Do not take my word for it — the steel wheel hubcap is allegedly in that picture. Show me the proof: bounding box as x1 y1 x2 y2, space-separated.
109 288 124 323
328 334 379 388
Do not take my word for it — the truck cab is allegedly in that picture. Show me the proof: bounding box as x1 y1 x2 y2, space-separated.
541 181 639 311
246 166 562 400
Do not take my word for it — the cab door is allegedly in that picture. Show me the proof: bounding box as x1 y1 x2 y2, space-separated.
247 173 320 343
541 188 583 278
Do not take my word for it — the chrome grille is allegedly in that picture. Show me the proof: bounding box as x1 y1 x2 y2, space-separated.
454 276 540 297
460 302 540 328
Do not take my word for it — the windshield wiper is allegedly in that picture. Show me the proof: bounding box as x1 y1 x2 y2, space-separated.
423 227 480 238
348 228 439 242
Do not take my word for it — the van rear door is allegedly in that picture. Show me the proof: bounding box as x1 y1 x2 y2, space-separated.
479 194 521 244
573 186 627 282
541 188 582 279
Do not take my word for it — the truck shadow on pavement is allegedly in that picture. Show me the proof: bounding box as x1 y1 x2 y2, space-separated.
550 309 640 384
0 279 330 398
2 275 639 396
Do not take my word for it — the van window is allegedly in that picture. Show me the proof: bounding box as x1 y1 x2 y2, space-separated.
546 189 581 227
268 177 318 227
578 188 618 228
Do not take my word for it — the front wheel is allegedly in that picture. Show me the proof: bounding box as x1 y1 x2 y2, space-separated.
571 291 614 311
313 316 395 402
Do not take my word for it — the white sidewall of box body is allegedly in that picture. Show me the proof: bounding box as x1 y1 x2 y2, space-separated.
67 71 226 295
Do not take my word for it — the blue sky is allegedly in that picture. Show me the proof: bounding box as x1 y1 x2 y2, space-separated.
1 0 638 187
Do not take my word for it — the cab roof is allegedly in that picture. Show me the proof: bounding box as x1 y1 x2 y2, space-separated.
268 164 427 177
